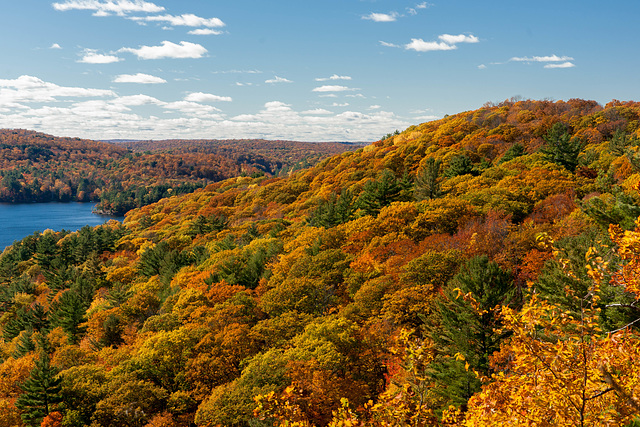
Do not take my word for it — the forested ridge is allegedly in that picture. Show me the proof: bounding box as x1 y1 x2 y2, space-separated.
0 130 357 215
1 99 640 426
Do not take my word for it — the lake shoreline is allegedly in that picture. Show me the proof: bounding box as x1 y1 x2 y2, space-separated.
0 202 125 250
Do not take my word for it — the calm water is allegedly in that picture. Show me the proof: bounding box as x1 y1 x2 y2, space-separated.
0 203 125 250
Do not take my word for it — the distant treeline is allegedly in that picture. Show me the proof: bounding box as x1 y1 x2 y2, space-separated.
0 130 360 215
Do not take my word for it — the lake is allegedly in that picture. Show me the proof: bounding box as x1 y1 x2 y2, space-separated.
0 202 125 250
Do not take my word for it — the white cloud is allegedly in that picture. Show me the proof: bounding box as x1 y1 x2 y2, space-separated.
332 103 349 107
312 85 355 92
0 75 408 141
119 41 207 59
0 75 115 105
0 100 408 142
301 108 333 115
438 34 479 44
478 64 487 69
510 54 574 62
544 62 575 69
212 69 263 74
188 28 223 35
184 92 232 102
315 74 352 82
52 0 165 16
405 33 479 52
368 105 381 110
405 39 456 52
346 93 366 98
379 41 401 48
50 43 62 49
363 12 399 22
264 101 292 112
163 101 221 115
265 76 292 84
407 2 430 15
113 94 164 106
79 50 122 63
129 13 225 28
414 114 439 121
113 73 166 83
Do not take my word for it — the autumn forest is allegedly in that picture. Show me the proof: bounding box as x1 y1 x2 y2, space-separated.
1 99 640 426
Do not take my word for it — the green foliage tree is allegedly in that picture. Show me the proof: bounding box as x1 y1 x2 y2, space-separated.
138 241 193 283
443 153 474 178
534 229 635 331
608 128 635 157
310 189 355 228
580 189 640 230
414 158 442 201
187 214 228 237
357 169 402 216
16 352 63 427
540 122 584 172
51 291 87 344
497 143 526 164
428 255 515 409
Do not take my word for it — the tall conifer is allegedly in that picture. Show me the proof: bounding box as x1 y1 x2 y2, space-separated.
428 255 515 409
16 352 63 426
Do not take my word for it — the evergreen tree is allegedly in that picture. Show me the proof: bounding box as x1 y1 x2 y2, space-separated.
540 122 584 172
51 291 87 344
497 143 526 164
414 158 442 201
534 229 635 332
443 154 474 178
358 179 383 217
99 313 125 348
14 330 36 357
608 128 632 157
428 255 515 409
16 352 63 427
397 170 414 202
357 169 402 216
23 302 49 333
310 189 355 228
376 169 402 202
580 189 640 230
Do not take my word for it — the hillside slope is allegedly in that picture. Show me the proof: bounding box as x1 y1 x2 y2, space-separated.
1 99 640 426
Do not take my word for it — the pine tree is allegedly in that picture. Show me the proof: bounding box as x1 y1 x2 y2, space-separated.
427 255 515 409
541 122 584 172
14 330 36 357
310 189 355 228
375 169 401 203
497 143 526 164
16 352 63 427
443 154 474 178
51 290 87 344
414 158 442 201
534 229 635 332
397 170 414 201
357 179 382 217
357 169 402 216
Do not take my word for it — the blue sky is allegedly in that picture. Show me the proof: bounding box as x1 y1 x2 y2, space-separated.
0 0 638 142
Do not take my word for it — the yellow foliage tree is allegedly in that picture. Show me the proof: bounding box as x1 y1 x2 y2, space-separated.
465 227 640 426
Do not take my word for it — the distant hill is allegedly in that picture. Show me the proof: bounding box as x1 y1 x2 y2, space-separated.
0 130 361 215
112 138 365 176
